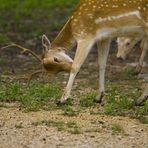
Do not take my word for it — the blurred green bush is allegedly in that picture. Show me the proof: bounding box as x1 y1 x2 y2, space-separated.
0 0 79 44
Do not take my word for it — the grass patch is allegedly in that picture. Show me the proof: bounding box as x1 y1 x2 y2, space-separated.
0 33 10 44
104 98 134 116
79 92 97 107
0 80 62 112
135 100 148 116
111 124 126 135
134 100 148 124
138 117 148 124
103 84 140 116
0 79 147 124
102 83 148 124
32 120 65 131
0 66 147 124
85 128 100 133
68 127 82 134
120 68 137 80
62 106 80 117
32 119 81 134
67 121 82 134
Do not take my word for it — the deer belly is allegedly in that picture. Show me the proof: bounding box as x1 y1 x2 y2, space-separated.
96 26 145 40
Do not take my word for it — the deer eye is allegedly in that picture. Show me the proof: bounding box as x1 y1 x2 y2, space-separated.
54 57 60 63
126 42 130 46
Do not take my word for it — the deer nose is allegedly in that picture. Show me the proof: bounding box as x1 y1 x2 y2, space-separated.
117 56 124 62
117 54 124 60
117 56 123 60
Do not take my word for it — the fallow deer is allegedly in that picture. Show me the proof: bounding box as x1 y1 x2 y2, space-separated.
2 0 148 105
49 0 147 105
117 37 147 73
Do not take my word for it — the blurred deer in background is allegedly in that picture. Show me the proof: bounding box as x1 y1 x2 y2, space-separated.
117 37 147 73
117 37 143 60
2 0 148 105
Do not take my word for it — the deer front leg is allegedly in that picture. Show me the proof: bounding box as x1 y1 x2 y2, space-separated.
95 39 111 104
58 38 94 105
136 37 148 73
135 83 148 106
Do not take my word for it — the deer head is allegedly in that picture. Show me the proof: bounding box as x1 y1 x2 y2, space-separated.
116 37 141 60
41 35 73 74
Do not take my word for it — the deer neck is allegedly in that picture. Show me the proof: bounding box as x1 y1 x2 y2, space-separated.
51 19 75 50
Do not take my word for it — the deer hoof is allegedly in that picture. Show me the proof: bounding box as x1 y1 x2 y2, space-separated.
135 64 142 74
95 92 105 104
56 100 67 106
135 95 148 106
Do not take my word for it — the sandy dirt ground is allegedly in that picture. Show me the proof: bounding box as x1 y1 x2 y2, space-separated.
0 106 148 148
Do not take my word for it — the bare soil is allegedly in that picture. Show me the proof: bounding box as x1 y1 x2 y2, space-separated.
0 107 148 148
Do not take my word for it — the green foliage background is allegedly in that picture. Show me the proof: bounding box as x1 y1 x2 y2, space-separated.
0 0 78 44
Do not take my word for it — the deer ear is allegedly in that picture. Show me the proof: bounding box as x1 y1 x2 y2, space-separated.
42 34 51 50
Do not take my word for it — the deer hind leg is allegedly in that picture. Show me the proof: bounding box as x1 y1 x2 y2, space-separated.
58 38 95 104
135 83 148 106
136 37 148 73
95 39 111 104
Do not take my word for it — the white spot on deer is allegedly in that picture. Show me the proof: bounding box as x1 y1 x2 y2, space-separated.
112 5 119 8
143 7 146 11
74 19 78 22
95 11 141 24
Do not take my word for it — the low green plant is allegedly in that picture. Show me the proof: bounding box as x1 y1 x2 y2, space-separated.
62 106 80 117
103 84 138 116
79 92 97 107
120 68 137 80
136 100 148 115
68 127 82 134
111 124 126 135
0 80 62 112
0 33 10 44
32 119 81 134
138 117 148 124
